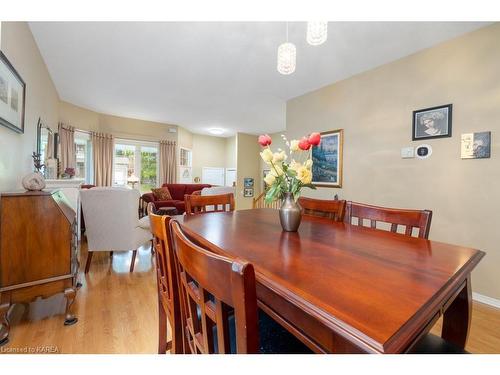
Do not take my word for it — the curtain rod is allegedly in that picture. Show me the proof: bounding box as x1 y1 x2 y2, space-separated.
73 128 173 144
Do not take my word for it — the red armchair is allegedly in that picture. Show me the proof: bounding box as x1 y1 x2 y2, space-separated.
141 183 212 215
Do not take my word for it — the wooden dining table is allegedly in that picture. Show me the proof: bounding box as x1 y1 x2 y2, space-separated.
174 208 485 353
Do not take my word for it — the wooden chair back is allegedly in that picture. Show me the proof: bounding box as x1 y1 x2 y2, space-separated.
170 220 259 354
184 193 235 215
298 197 346 221
148 203 183 353
344 201 432 239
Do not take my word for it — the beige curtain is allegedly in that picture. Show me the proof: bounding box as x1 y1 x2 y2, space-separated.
58 123 75 174
92 132 114 187
159 140 177 184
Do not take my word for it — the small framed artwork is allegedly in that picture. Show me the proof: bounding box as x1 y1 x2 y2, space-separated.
412 104 452 141
311 129 343 188
243 177 254 188
243 188 254 197
461 131 491 159
0 51 26 133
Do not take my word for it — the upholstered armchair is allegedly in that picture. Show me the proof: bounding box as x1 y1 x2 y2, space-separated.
80 187 152 273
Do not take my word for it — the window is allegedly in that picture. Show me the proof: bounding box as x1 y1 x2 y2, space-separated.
74 131 91 183
179 147 192 183
179 147 192 167
113 140 159 193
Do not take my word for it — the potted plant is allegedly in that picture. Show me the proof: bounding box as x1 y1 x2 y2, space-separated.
258 132 321 231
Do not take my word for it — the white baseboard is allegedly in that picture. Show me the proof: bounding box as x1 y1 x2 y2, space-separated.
472 292 500 309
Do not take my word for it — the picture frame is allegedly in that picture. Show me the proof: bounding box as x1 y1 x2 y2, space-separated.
243 187 254 197
311 129 343 188
0 51 26 133
461 131 491 159
412 104 452 141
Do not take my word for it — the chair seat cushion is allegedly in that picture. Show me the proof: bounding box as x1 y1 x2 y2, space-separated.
212 309 312 354
138 216 150 230
410 334 469 354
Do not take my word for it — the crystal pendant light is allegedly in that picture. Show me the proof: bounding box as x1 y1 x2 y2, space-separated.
277 23 296 75
307 22 328 46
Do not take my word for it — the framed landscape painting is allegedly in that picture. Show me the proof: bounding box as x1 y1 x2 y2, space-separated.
311 129 343 188
0 51 26 133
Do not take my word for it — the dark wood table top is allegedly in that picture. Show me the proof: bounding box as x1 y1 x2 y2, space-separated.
174 208 485 352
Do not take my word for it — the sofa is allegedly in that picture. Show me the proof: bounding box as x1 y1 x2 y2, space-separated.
141 183 212 214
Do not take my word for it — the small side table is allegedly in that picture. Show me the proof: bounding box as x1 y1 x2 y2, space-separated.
156 206 178 216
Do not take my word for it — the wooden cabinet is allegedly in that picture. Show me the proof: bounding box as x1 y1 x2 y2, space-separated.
0 190 79 346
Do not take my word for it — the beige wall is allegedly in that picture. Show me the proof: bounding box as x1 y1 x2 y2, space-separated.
236 133 261 210
0 22 60 191
225 136 237 169
191 134 227 182
59 101 177 142
287 23 500 299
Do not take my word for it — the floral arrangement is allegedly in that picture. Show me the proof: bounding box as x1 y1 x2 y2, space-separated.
259 132 321 204
63 167 75 178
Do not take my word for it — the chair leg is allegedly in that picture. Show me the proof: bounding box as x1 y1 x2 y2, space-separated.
84 252 94 274
130 250 137 272
158 298 167 353
110 251 113 257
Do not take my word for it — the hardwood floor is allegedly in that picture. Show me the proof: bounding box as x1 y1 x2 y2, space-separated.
0 239 499 354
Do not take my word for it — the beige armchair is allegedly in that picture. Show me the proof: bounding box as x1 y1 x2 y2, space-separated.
80 187 151 273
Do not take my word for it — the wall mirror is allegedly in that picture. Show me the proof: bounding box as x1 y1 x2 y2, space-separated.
36 117 58 178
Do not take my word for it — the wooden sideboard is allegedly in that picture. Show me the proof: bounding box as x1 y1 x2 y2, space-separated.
0 190 80 346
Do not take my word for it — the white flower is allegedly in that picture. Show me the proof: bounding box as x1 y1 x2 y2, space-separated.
264 173 276 186
296 166 312 184
270 165 284 177
260 148 273 163
290 140 300 152
272 150 287 163
305 159 313 169
289 160 302 172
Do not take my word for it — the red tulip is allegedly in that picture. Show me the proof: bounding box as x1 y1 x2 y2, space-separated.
258 134 272 147
308 132 321 146
298 137 311 151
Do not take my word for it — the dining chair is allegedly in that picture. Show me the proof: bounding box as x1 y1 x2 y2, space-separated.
298 197 346 221
344 201 432 239
184 193 235 215
147 203 183 354
169 220 312 354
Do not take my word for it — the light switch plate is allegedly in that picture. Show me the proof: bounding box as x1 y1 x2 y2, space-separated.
401 147 415 159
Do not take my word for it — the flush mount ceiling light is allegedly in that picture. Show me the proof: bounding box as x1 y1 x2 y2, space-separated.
307 22 328 46
208 128 225 135
277 22 296 75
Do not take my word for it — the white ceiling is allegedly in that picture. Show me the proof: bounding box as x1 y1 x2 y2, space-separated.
29 22 488 136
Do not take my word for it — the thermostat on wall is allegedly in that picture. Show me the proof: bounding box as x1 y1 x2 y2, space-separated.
415 144 432 159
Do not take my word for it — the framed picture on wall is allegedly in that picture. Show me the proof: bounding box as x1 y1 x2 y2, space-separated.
0 51 26 134
461 131 491 159
311 129 343 188
412 104 452 141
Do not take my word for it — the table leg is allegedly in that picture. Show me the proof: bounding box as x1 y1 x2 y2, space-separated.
442 275 472 349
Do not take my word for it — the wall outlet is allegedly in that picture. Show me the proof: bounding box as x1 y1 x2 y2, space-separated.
401 147 415 159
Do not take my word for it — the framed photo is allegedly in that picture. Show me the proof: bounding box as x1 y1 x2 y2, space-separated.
243 188 254 197
311 129 343 188
412 104 452 141
461 131 491 159
243 177 254 188
0 51 26 133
